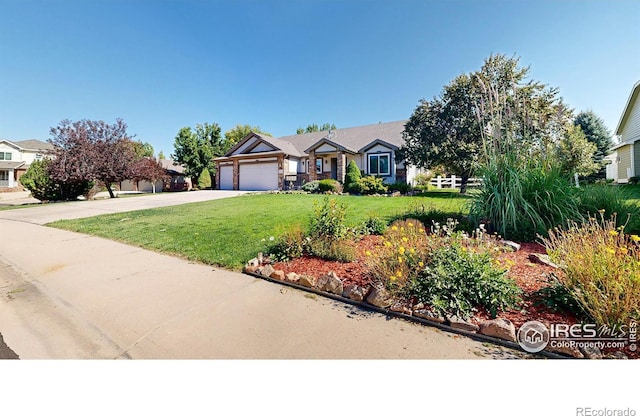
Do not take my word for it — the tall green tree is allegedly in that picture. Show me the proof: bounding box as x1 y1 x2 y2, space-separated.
223 124 270 154
555 124 598 177
574 110 613 176
296 123 336 134
131 141 154 159
172 122 222 185
158 150 166 160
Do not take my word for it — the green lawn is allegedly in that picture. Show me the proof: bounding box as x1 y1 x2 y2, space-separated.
48 191 470 270
622 184 640 206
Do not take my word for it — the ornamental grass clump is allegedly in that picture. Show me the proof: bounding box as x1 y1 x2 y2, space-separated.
542 213 640 328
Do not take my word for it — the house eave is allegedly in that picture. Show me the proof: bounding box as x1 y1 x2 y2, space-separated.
615 80 640 136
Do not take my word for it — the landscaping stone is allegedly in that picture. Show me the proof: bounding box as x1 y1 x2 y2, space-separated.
244 265 259 274
528 253 558 269
366 287 393 308
247 257 260 268
315 273 330 291
499 240 521 252
414 309 446 324
285 272 300 282
325 271 344 295
390 302 412 315
257 252 264 264
391 191 401 197
270 270 285 281
343 284 368 302
447 315 479 332
611 351 628 359
478 318 517 342
298 274 315 288
258 264 275 278
413 302 424 311
579 345 603 360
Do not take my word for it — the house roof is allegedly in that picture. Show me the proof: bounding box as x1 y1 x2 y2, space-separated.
0 161 26 169
9 139 54 151
159 159 186 174
220 120 407 160
615 80 640 136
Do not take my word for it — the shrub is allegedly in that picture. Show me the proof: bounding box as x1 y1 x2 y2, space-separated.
413 172 434 191
267 225 307 262
301 180 320 193
395 204 472 233
197 168 212 189
309 197 348 240
388 181 412 194
629 176 639 185
352 176 388 195
343 160 362 194
469 154 582 241
408 243 522 319
533 273 586 318
360 215 387 235
577 184 640 234
542 213 640 327
307 238 356 262
318 179 342 193
19 159 91 201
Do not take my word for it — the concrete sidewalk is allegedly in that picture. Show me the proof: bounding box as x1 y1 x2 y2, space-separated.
0 192 524 359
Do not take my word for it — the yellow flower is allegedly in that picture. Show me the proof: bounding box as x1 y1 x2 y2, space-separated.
409 248 416 254
408 223 414 227
402 237 408 243
396 270 402 277
606 248 615 255
631 235 640 242
384 241 392 247
398 257 404 263
609 230 619 236
389 275 396 282
365 250 372 256
398 247 406 255
418 261 424 267
392 226 398 231
461 246 467 252
598 209 606 213
620 247 629 255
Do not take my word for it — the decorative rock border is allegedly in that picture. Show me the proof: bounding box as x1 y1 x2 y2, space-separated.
243 254 603 359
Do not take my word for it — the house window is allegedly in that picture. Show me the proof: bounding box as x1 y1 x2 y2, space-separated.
316 159 322 174
368 153 390 176
35 153 43 161
0 152 12 161
0 171 7 180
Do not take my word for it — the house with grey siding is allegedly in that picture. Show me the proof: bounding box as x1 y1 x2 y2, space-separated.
214 120 420 191
608 80 640 183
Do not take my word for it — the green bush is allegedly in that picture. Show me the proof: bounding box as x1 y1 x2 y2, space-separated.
360 216 387 235
470 155 581 241
19 159 91 201
344 160 362 194
301 180 320 193
318 179 342 193
307 238 356 262
388 181 412 194
309 197 348 240
534 274 586 318
413 172 434 191
408 243 522 319
197 168 212 189
267 225 307 262
629 176 639 185
577 184 640 234
394 204 472 233
351 176 388 195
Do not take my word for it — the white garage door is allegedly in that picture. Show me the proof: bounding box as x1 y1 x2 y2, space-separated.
239 163 278 191
219 166 234 190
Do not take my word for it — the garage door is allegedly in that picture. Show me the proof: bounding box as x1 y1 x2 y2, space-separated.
239 162 278 191
219 166 234 190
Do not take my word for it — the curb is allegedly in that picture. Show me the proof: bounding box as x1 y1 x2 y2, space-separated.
243 270 569 359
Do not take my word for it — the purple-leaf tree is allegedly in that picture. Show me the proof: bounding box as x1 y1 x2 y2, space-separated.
131 157 170 193
48 119 137 198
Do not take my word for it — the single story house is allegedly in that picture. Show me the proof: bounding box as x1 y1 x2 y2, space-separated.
607 80 640 183
0 139 54 189
214 120 420 191
119 159 193 192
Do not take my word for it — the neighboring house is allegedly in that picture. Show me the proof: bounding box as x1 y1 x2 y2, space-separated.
214 120 420 191
0 139 54 189
608 80 640 183
119 159 192 192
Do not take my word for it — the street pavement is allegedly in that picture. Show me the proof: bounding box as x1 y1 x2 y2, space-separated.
0 191 524 359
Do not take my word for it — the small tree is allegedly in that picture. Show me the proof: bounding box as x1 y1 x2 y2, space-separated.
574 111 613 177
198 167 212 189
172 122 223 185
20 159 90 201
555 124 598 177
343 160 362 193
131 157 169 193
296 123 336 134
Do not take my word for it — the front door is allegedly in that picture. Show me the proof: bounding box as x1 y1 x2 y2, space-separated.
330 158 338 180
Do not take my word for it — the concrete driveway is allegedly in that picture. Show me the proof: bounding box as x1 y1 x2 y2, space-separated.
0 191 524 359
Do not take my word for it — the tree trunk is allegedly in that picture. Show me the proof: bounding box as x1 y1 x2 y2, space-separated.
106 182 116 198
459 174 469 194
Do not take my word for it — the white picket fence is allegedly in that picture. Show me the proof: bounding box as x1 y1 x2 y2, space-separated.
429 175 483 189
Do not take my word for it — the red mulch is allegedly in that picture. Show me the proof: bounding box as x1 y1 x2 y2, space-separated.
273 236 639 359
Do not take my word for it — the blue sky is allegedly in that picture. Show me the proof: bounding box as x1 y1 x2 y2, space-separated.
1 0 638 156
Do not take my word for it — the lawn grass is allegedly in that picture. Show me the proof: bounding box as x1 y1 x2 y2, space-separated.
48 191 470 270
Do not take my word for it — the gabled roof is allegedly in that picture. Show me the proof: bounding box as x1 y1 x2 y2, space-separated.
222 132 304 158
2 139 54 151
159 159 186 174
615 80 640 136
